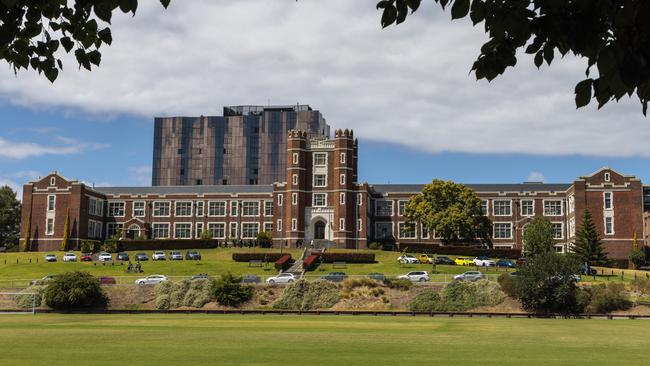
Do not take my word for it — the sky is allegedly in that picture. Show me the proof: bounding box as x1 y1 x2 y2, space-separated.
1 0 649 198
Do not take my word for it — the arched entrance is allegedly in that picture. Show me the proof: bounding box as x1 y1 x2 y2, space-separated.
126 224 141 239
314 220 326 240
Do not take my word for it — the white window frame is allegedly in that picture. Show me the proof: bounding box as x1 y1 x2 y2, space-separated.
313 174 327 187
521 199 534 216
264 201 273 217
357 193 363 206
132 201 146 217
264 222 273 233
50 177 56 186
398 222 417 239
277 194 283 207
492 200 512 216
153 201 171 217
230 222 238 238
46 218 54 235
551 222 564 239
313 193 327 207
340 152 346 164
195 222 204 239
230 201 238 217
313 152 327 166
292 152 299 165
603 192 613 210
339 173 346 185
605 216 614 235
292 174 298 186
397 200 408 216
292 193 298 206
152 223 170 239
47 195 56 211
277 219 283 231
291 218 298 231
358 219 363 232
604 172 611 182
374 200 394 217
174 222 192 239
108 201 125 217
241 222 260 239
207 222 226 239
421 224 430 239
493 222 513 239
241 201 260 217
543 200 563 216
339 192 346 205
195 201 204 217
208 201 227 217
339 218 345 231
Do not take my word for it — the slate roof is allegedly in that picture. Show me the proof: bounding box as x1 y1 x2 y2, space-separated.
93 185 274 196
371 183 572 194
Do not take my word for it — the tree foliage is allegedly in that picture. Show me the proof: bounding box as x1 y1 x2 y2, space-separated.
213 272 253 307
0 0 171 82
377 0 650 114
523 216 555 258
404 179 491 245
0 185 21 248
60 208 70 251
43 271 107 309
572 210 609 266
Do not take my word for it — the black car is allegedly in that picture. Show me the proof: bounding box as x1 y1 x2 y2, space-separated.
186 250 202 260
320 272 347 282
241 274 261 284
116 252 129 261
435 256 455 265
134 252 149 261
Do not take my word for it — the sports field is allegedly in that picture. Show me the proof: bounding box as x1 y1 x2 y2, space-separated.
0 314 647 365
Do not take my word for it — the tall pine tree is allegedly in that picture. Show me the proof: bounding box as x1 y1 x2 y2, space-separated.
572 210 608 266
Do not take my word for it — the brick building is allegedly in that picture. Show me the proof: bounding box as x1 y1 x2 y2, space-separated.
20 130 649 259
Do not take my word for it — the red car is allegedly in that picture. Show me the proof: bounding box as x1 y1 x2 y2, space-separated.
99 276 116 285
80 254 93 262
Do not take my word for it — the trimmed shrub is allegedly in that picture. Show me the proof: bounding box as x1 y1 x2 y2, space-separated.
439 279 505 311
182 279 214 308
394 244 521 259
214 272 254 307
80 240 102 253
497 273 519 298
15 285 45 309
320 252 375 263
155 281 174 297
43 271 107 309
170 280 191 308
274 254 292 270
367 242 383 250
232 252 288 262
273 279 339 310
584 283 633 313
382 278 412 291
341 277 379 292
155 295 171 310
121 239 220 251
408 290 442 312
303 254 320 271
103 239 122 253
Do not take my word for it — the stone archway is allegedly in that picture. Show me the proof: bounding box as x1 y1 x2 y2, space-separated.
314 220 326 240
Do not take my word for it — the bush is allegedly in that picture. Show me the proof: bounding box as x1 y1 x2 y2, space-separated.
631 279 650 295
80 240 101 253
408 290 441 312
303 254 320 271
182 279 214 308
103 239 122 253
382 278 412 291
170 280 191 308
341 278 379 292
274 254 292 270
367 242 382 250
232 252 288 262
214 273 254 307
584 283 633 313
497 273 519 298
320 252 375 263
14 285 45 309
441 279 504 311
43 271 107 309
257 231 273 247
394 244 521 259
629 250 647 269
273 279 339 310
121 239 220 251
155 295 171 310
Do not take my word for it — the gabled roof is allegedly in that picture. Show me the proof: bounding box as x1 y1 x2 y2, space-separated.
580 166 637 180
94 185 274 196
371 183 572 194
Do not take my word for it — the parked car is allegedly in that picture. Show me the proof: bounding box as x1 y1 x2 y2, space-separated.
30 275 58 285
169 251 183 261
152 251 166 261
135 252 149 261
320 272 347 282
435 256 455 265
368 272 386 282
516 257 527 267
99 276 116 285
473 256 496 267
135 275 168 285
496 259 516 268
186 251 202 260
116 252 129 261
266 273 296 285
44 254 57 262
98 252 112 262
191 273 210 280
418 254 436 264
454 271 486 281
62 252 77 262
397 254 420 264
241 274 261 284
398 271 430 282
454 257 474 266
80 253 93 262
580 264 597 276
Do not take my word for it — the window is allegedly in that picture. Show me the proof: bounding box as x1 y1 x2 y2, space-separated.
50 177 56 185
242 201 260 216
133 201 145 217
421 224 430 239
313 174 326 187
569 217 576 238
339 218 345 231
264 222 273 233
552 223 563 239
107 223 123 238
195 223 204 238
375 222 393 240
88 220 102 238
291 218 297 231
152 223 169 239
208 201 226 217
493 200 511 216
340 152 346 164
357 193 363 206
264 201 273 216
493 223 512 239
242 223 259 239
543 200 563 216
277 219 282 231
605 217 614 235
568 194 575 213
480 200 488 215
230 201 238 216
292 153 299 165
208 223 225 239
358 219 363 232
47 195 56 211
340 192 346 205
174 223 192 239
277 194 283 207
604 192 613 210
108 202 125 217
313 193 326 207
292 174 298 186
153 201 170 217
230 222 238 238
88 198 97 216
313 152 326 166
604 172 611 182
292 193 298 206
398 222 416 239
339 174 346 185
521 200 534 216
375 200 393 216
195 201 204 217
46 218 54 235
398 200 407 216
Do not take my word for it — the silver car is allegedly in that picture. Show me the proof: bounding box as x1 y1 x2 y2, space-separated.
398 271 430 282
266 273 296 285
454 271 486 281
135 275 168 286
152 251 166 261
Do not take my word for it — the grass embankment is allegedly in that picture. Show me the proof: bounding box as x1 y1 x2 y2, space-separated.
0 314 648 366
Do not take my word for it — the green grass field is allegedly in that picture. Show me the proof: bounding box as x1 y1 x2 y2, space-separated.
0 314 648 365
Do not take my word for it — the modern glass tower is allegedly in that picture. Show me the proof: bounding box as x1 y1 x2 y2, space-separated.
152 105 330 186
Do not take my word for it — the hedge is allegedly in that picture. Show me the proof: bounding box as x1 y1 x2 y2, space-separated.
121 240 220 251
303 254 320 271
320 252 375 263
275 254 292 270
395 243 522 259
232 252 289 262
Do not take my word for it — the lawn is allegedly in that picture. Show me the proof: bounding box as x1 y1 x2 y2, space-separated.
0 314 648 366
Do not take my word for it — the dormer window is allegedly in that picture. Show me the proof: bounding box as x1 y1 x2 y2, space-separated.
50 177 56 186
604 172 610 182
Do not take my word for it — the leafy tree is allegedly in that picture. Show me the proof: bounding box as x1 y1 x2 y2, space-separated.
404 179 491 245
213 272 253 307
0 0 171 82
256 231 272 247
60 208 70 251
377 0 650 114
628 231 646 268
0 185 21 248
43 271 107 309
522 216 555 258
199 229 212 240
572 210 609 266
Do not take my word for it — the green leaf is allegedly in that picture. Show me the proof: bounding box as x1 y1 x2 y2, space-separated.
451 0 470 19
61 37 74 53
574 79 593 108
380 5 397 28
44 68 59 83
87 50 101 66
160 0 171 9
98 28 112 45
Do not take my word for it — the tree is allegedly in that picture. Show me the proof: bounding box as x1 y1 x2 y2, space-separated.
522 216 555 258
257 231 273 247
0 185 21 249
199 229 212 240
43 271 107 309
572 210 609 266
377 0 650 115
628 231 646 268
213 272 253 307
0 0 171 82
60 209 70 251
404 180 491 245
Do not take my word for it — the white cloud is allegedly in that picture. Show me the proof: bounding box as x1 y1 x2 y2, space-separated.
0 1 648 157
526 171 547 183
0 170 42 200
128 165 152 186
0 136 108 159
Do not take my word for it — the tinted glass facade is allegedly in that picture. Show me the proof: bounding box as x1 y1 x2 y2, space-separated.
152 105 330 186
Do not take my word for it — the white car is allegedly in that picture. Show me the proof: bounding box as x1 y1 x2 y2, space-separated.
266 273 296 285
98 252 112 262
397 254 420 264
398 271 430 282
62 252 77 262
454 271 486 281
135 275 168 286
473 257 496 267
152 251 166 261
